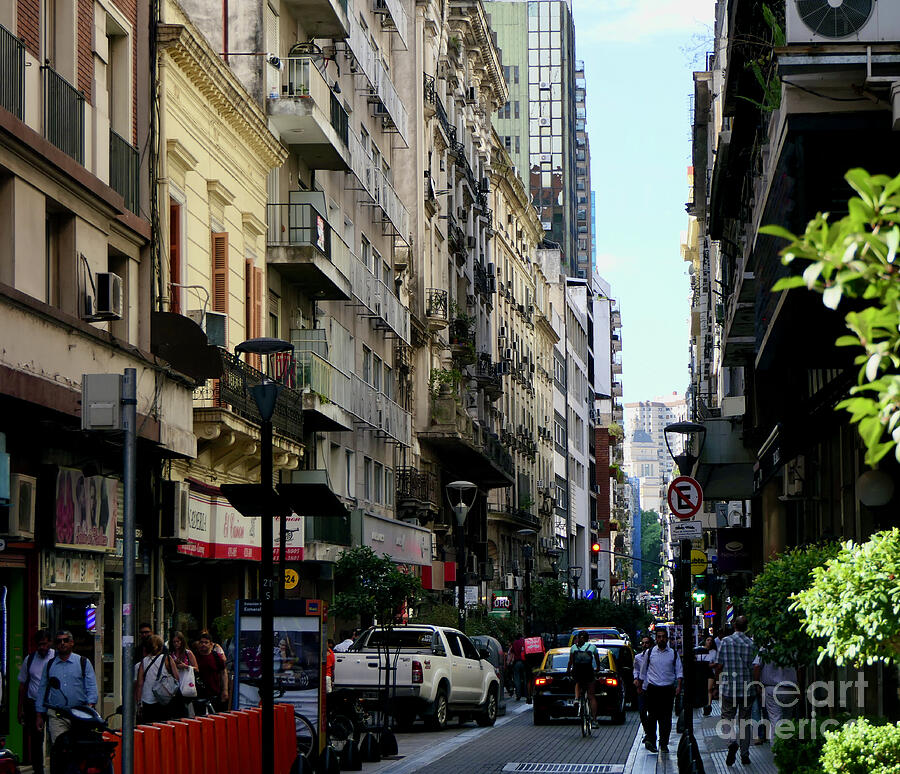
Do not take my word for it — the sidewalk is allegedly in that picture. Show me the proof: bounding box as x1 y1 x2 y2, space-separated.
625 701 777 774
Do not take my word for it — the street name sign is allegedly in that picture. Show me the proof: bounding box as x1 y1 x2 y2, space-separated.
667 476 703 519
671 520 702 541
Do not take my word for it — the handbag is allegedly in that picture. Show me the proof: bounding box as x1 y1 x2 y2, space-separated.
178 664 198 698
150 655 179 705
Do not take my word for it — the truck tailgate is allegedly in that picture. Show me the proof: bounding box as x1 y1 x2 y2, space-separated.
334 652 415 688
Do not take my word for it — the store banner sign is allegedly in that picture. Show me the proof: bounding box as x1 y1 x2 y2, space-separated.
178 489 303 561
54 468 118 552
42 550 103 592
717 528 753 574
364 513 431 566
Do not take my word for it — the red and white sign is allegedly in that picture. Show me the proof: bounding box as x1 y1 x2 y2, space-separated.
667 476 703 519
177 488 304 561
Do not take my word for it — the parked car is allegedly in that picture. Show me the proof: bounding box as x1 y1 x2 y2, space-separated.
566 627 624 645
470 635 507 715
531 647 626 725
333 625 500 730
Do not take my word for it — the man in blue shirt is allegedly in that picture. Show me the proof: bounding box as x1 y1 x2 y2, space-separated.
34 631 98 745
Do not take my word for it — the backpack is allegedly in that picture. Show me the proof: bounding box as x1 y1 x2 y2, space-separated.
573 645 595 667
43 655 88 707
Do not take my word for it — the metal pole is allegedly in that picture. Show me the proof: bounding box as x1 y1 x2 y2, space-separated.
121 368 137 774
278 505 287 599
261 418 275 774
456 505 466 630
678 536 703 774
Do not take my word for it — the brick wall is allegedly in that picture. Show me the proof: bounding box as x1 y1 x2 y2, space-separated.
17 0 40 58
77 0 93 102
595 427 611 538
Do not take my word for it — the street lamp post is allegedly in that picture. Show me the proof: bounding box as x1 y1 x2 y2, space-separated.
235 337 293 774
569 565 582 600
663 421 707 774
446 481 478 629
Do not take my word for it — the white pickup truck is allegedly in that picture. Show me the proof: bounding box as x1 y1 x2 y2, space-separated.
333 625 500 729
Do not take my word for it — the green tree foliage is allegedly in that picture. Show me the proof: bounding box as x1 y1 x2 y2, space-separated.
792 529 900 666
330 546 421 627
743 543 840 669
820 719 900 774
465 609 523 644
641 510 662 577
761 168 900 467
772 718 843 774
408 600 460 629
531 577 568 635
560 598 651 643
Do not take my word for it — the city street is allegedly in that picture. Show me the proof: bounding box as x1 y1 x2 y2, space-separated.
361 702 641 774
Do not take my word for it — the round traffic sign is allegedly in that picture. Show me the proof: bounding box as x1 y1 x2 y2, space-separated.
667 476 703 519
691 549 707 575
284 568 299 590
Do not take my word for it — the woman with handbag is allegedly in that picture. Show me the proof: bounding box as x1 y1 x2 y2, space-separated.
136 635 179 722
169 631 199 719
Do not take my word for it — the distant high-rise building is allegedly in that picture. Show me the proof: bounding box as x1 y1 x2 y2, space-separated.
487 0 580 275
574 59 592 279
591 190 597 272
624 394 687 512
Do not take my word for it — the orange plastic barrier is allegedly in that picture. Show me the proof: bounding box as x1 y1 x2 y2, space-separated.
275 703 298 774
132 728 144 774
247 708 263 774
235 711 253 774
196 716 219 769
166 720 192 772
138 724 161 774
209 713 237 774
152 723 176 773
181 717 206 772
102 731 121 774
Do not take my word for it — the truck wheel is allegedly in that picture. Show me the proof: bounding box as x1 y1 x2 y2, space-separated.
426 687 449 731
476 687 498 727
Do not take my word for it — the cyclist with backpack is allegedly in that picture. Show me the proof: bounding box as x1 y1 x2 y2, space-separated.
17 629 54 774
34 631 98 746
566 631 603 727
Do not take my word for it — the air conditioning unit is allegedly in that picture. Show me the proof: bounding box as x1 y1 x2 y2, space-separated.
187 310 228 348
83 271 123 322
160 480 191 542
786 0 899 44
783 456 805 498
372 102 390 118
1 474 36 539
726 501 744 527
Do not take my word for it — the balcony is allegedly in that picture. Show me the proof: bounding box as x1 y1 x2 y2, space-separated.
420 397 513 488
611 381 623 398
193 349 304 444
473 355 503 400
42 64 84 164
347 13 408 144
347 131 410 244
611 334 622 353
611 310 622 330
397 467 439 507
0 24 24 119
109 129 139 215
373 0 408 50
489 502 541 532
267 56 351 171
612 361 622 375
293 349 353 433
282 0 349 39
266 196 352 300
350 249 410 344
425 288 449 329
349 374 411 446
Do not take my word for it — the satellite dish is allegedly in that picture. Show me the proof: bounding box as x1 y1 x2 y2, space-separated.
796 0 873 39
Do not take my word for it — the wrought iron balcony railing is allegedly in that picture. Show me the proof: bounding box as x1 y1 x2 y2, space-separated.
0 23 24 119
425 288 448 322
193 349 304 442
109 129 139 214
397 466 439 505
42 65 85 164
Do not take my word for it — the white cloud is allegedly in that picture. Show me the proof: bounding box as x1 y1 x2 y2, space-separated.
574 0 715 44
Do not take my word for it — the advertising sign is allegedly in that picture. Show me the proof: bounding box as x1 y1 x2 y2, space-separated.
54 469 118 552
716 528 753 574
234 599 325 753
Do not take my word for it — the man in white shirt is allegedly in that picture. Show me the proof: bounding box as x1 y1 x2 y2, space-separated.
638 628 683 754
333 629 360 652
632 635 654 743
17 629 55 774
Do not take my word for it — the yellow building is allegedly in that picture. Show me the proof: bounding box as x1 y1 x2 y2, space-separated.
158 0 292 630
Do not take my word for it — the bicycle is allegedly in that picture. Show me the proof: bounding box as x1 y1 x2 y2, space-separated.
577 690 592 738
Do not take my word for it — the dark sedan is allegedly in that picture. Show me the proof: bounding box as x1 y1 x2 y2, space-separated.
532 647 626 725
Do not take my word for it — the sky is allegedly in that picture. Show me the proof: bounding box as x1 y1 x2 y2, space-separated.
571 0 716 405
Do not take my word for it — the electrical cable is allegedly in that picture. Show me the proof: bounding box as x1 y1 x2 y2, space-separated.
781 78 872 102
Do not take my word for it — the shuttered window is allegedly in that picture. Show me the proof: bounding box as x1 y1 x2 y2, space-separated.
211 232 229 314
244 257 264 369
170 201 182 313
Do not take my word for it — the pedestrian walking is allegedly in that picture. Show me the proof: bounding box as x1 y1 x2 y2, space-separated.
194 630 229 713
714 615 759 766
17 629 54 774
696 636 718 716
169 631 199 719
752 649 798 739
34 631 99 748
136 635 179 723
637 627 682 754
325 639 336 694
632 635 654 742
510 633 527 701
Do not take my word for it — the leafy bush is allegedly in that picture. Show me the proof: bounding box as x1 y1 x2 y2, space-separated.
743 543 840 669
465 609 523 645
330 546 421 627
793 529 900 666
772 717 841 774
408 602 460 629
820 719 900 774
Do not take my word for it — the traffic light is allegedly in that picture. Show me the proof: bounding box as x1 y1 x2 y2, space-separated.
693 573 710 603
692 588 707 604
591 542 601 554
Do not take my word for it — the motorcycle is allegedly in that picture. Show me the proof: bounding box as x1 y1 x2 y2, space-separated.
0 738 19 774
48 705 117 774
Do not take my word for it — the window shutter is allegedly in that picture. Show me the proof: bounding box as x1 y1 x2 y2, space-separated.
253 267 263 339
169 202 181 314
244 258 253 338
211 232 229 314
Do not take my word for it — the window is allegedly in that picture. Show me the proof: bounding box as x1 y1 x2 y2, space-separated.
459 635 479 661
374 462 383 503
105 14 131 137
383 365 393 400
446 633 463 657
362 346 372 383
211 232 229 314
346 451 354 496
373 355 382 391
385 468 394 507
382 260 392 290
245 254 262 344
268 289 280 338
364 457 372 501
169 199 182 313
361 235 371 272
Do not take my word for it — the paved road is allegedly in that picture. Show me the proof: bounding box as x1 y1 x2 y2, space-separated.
361 701 642 774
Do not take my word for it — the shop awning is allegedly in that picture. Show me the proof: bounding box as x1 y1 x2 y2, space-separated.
220 469 348 519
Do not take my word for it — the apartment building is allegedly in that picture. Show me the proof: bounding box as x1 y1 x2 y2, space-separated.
0 0 196 733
